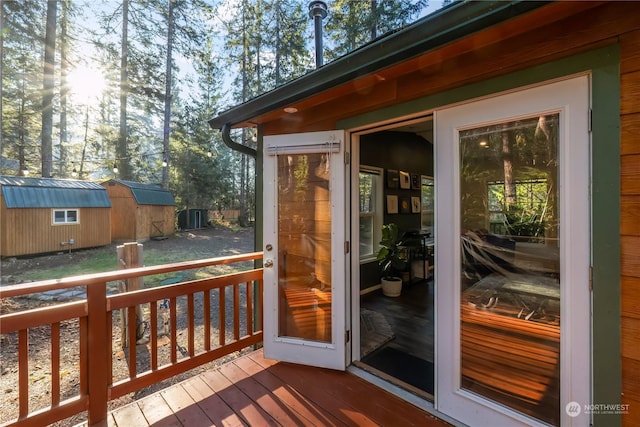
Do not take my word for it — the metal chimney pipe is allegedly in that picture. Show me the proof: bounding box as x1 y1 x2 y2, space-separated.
308 1 328 68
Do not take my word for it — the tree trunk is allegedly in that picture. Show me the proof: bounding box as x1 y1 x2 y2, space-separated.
117 0 131 180
502 126 516 209
370 0 377 40
41 0 57 178
161 0 175 189
239 150 247 227
59 0 68 177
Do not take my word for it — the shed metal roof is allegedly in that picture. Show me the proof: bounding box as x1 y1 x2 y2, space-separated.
0 176 111 208
106 179 176 206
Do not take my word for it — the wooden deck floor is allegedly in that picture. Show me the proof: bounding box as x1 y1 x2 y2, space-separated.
95 349 450 426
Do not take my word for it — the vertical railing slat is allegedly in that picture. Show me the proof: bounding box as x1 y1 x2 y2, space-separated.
219 287 226 346
18 329 28 418
234 284 240 341
79 316 88 395
170 298 177 364
247 282 253 336
204 290 211 351
150 301 158 371
106 311 112 387
127 306 136 379
188 293 195 357
51 322 60 406
259 279 264 331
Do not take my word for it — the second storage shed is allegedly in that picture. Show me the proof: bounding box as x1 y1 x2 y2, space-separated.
102 179 175 242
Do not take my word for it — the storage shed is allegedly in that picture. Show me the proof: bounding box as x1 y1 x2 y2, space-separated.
0 176 111 257
101 179 175 242
177 208 208 230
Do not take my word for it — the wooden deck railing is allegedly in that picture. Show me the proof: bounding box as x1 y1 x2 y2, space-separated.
0 252 264 427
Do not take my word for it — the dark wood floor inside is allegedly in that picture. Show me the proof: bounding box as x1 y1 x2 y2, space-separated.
360 279 434 363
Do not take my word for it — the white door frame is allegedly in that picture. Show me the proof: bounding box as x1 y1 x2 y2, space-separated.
434 76 592 426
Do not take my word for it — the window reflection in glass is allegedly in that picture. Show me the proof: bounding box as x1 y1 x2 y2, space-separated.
277 153 332 343
459 114 561 425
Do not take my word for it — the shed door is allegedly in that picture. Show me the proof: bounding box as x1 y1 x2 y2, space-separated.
262 131 347 370
435 76 591 426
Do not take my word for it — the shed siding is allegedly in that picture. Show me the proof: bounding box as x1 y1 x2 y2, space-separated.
136 205 175 240
0 206 110 257
103 181 174 242
109 194 136 241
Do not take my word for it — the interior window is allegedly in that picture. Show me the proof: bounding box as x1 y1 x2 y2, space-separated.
359 166 383 261
420 176 434 234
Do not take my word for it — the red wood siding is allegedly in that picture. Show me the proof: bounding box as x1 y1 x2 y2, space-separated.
621 26 640 427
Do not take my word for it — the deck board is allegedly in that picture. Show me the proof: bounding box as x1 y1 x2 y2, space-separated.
137 393 182 426
233 356 346 427
111 401 149 426
181 376 246 427
201 369 279 427
219 362 314 426
160 384 215 426
103 349 450 427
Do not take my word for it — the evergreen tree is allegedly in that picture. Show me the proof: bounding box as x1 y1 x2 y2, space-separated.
41 0 58 178
325 0 428 61
160 0 210 189
1 0 45 176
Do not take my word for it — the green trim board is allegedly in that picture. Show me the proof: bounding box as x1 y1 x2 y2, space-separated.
339 45 622 426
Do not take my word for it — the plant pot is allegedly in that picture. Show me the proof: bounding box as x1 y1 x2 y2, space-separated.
381 277 402 297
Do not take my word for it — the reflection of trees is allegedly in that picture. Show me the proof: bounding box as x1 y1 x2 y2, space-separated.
460 114 559 240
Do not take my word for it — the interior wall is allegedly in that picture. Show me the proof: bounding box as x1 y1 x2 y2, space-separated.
359 130 433 289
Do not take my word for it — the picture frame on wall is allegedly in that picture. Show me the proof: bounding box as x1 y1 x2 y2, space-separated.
387 169 399 188
411 196 421 213
411 173 421 190
399 171 411 189
400 197 411 214
386 195 399 214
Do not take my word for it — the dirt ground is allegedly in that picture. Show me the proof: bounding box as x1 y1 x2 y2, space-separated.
0 223 255 282
0 224 256 426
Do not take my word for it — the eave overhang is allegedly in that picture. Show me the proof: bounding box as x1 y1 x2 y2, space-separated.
208 0 550 131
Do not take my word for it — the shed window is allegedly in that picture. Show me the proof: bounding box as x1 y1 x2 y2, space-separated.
53 209 79 224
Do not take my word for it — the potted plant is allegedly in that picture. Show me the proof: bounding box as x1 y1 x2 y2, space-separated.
376 223 408 297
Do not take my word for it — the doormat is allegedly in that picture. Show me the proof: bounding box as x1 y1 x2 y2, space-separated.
360 308 395 358
362 346 434 394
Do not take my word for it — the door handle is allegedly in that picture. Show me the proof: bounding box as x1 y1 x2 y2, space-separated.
264 259 274 268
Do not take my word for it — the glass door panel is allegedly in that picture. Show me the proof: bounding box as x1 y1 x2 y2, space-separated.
277 152 332 342
459 115 560 425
